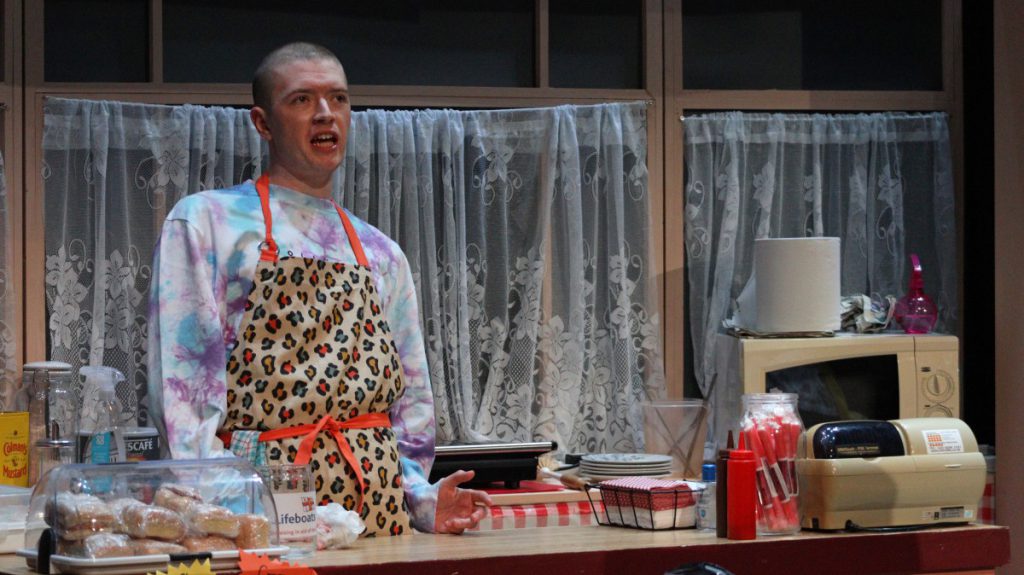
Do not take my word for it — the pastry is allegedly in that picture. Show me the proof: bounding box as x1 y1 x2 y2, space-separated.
186 503 241 538
129 538 188 555
158 483 203 501
108 497 145 532
78 532 133 558
235 514 271 549
154 484 203 514
181 535 237 552
53 493 117 540
122 504 187 542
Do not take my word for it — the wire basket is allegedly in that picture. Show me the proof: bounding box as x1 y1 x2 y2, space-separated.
585 477 704 530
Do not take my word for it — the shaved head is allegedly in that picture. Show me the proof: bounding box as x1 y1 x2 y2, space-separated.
252 42 344 110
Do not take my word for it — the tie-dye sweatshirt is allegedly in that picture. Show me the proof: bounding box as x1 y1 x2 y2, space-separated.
147 180 438 532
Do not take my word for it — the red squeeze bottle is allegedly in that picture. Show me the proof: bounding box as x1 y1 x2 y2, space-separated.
727 433 757 540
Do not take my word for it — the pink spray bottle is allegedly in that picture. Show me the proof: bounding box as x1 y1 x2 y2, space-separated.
893 254 938 334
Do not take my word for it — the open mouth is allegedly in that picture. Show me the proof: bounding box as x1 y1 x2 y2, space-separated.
311 133 338 149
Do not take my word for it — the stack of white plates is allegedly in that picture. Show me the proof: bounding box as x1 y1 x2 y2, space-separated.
579 453 673 480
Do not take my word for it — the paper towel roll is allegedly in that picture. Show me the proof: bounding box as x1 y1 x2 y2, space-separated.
754 237 841 333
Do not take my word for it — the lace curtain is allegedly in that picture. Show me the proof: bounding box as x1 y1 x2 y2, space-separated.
683 112 957 448
0 152 16 409
43 98 663 454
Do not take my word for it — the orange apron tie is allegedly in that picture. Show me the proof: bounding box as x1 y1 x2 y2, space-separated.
258 412 391 513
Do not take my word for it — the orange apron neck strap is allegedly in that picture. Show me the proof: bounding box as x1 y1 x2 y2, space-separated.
256 174 368 268
331 201 370 268
254 174 279 262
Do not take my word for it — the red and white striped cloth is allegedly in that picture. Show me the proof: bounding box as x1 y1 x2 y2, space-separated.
470 501 605 531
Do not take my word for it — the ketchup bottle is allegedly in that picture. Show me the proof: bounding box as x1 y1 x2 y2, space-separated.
727 433 757 540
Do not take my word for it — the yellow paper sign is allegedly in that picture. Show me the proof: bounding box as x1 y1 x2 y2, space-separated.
148 558 214 575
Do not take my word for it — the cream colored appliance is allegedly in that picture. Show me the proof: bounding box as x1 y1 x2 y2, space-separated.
797 417 986 530
712 333 959 451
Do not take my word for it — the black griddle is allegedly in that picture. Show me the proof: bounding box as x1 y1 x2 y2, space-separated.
428 440 557 488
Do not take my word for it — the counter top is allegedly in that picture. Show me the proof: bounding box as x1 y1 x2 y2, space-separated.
0 523 1008 575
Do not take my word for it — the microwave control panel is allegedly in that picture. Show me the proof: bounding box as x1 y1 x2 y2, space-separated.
917 349 960 418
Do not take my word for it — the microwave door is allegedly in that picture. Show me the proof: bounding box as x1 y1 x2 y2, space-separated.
766 355 900 427
767 365 846 427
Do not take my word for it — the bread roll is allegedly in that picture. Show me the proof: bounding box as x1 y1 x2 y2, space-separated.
235 514 270 549
129 538 188 555
154 484 203 514
122 504 187 542
53 494 116 540
78 533 133 558
108 497 145 533
181 535 237 552
186 503 241 538
159 483 203 501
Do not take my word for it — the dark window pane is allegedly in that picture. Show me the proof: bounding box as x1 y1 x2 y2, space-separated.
550 0 643 89
682 0 943 91
163 1 534 87
44 0 149 82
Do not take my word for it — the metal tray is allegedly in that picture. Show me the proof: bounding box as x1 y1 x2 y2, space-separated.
17 546 290 575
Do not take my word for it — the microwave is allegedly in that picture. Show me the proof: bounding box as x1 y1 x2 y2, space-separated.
711 332 959 449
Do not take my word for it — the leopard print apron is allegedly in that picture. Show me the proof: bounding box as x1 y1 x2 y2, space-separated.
221 174 411 536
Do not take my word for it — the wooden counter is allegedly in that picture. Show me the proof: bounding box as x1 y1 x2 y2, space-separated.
0 523 1008 575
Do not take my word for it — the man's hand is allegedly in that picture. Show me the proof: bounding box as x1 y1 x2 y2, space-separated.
434 469 494 534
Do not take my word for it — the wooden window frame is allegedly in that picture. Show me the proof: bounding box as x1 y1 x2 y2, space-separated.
661 0 964 398
11 0 962 406
2 0 24 378
18 0 665 369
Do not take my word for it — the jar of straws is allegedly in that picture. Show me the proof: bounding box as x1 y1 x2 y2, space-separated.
740 393 804 535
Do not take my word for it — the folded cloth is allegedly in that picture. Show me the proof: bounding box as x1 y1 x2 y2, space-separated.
227 430 268 467
840 294 896 333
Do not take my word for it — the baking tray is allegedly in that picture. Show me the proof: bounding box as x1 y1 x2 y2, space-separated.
17 546 289 575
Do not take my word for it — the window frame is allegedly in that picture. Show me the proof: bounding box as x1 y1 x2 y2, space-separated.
12 0 964 406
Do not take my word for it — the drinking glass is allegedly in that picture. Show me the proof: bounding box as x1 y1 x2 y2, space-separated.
258 463 316 557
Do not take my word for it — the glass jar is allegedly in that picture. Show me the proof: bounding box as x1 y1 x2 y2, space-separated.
33 434 75 485
739 392 804 535
258 463 316 557
20 361 77 484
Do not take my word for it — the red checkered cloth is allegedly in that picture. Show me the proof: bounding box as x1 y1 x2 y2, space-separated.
596 477 700 529
470 501 604 531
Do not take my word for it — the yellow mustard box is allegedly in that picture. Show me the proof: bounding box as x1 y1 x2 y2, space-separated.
0 412 29 487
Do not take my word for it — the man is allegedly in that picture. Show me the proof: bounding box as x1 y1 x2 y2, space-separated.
148 42 491 535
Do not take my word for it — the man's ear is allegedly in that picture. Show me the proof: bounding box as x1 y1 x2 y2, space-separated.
251 107 272 140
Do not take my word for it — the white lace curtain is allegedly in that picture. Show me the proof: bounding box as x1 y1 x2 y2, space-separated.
42 98 663 454
683 112 957 448
0 151 16 409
